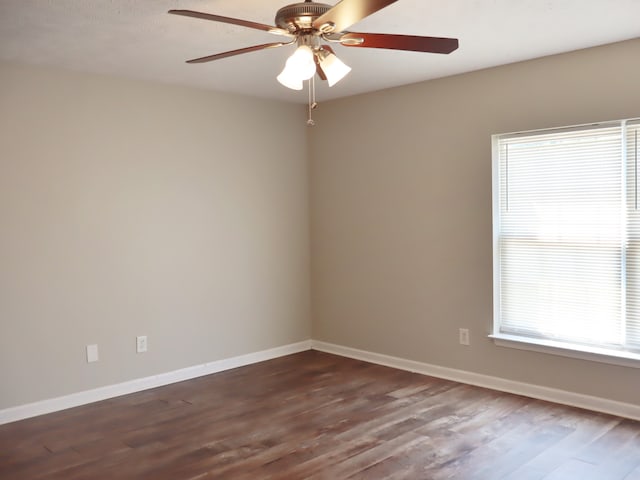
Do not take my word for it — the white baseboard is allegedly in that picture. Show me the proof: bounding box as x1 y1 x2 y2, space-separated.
0 340 312 425
311 340 640 421
4 338 639 425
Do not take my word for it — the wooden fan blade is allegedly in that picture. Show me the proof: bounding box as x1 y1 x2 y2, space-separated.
312 0 399 34
340 32 459 54
186 43 288 63
168 10 292 37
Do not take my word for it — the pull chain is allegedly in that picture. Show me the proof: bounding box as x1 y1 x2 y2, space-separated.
307 75 318 127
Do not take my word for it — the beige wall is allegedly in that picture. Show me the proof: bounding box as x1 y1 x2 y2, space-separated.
3 38 640 412
310 38 640 405
0 62 310 409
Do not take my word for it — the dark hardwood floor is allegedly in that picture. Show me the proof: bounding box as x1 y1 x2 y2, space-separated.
1 350 639 479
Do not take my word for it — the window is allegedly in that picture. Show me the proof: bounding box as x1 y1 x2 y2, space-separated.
492 118 640 364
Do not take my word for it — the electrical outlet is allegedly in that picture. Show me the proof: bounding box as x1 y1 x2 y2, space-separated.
459 328 470 346
136 335 148 353
86 344 99 363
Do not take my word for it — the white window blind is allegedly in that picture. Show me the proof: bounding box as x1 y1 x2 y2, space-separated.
626 119 640 349
494 119 640 355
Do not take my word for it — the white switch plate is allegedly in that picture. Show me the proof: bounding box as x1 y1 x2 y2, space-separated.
136 335 148 353
459 328 470 346
86 344 99 363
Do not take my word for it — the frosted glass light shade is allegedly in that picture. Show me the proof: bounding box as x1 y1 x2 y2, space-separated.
277 45 316 90
319 52 351 87
277 71 304 90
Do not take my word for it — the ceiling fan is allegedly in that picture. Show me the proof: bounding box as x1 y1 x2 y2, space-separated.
168 0 459 91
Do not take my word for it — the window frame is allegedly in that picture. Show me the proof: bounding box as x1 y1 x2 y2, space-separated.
491 119 640 369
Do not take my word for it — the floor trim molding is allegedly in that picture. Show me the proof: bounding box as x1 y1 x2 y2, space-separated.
0 340 312 425
3 339 639 425
311 340 640 421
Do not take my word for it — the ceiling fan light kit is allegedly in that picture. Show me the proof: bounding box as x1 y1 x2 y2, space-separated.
169 0 459 123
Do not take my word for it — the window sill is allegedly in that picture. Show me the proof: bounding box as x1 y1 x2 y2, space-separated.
489 334 640 369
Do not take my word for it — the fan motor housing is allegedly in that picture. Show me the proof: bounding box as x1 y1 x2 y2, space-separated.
275 2 332 32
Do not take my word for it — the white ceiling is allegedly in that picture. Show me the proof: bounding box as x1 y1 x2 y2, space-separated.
1 0 639 104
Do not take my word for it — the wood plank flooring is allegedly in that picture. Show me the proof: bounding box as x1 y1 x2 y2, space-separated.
1 350 639 479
